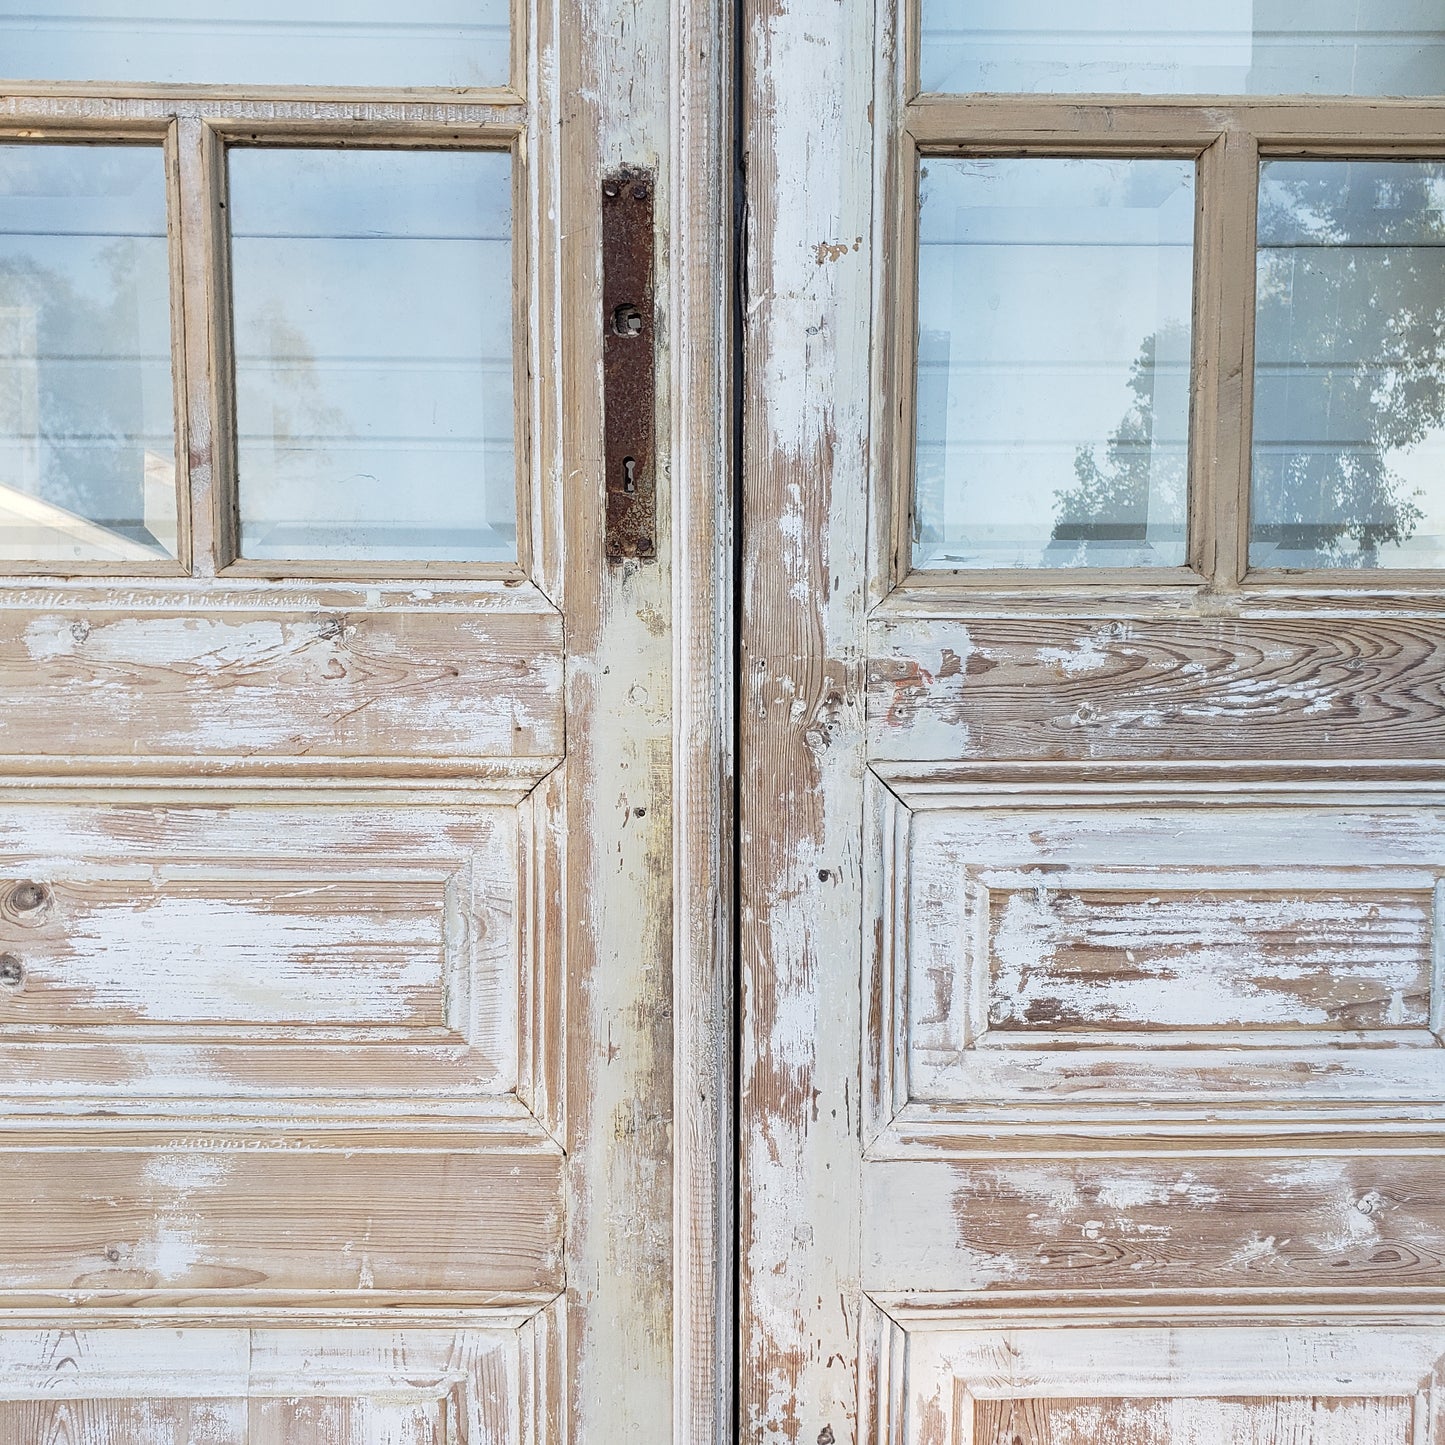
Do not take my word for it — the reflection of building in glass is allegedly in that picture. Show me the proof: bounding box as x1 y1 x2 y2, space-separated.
0 301 162 561
0 143 176 561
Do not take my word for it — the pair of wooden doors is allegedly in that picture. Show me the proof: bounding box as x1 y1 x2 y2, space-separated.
3 2 1445 1444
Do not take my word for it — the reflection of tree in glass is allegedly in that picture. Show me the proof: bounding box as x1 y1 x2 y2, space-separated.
1055 162 1445 568
0 241 152 532
1050 324 1188 566
244 301 351 477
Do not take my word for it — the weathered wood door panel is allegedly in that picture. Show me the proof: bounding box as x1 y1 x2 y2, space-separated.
0 0 732 1438
741 0 1445 1440
0 1319 563 1443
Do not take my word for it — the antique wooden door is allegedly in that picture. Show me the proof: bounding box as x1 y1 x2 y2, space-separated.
0 2 731 1442
742 1 1445 1442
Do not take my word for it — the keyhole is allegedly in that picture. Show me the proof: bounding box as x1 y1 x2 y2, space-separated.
623 457 637 492
613 303 644 337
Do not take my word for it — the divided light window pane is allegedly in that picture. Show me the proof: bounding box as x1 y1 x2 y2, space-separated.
920 0 1445 97
229 147 517 564
0 2 508 90
913 157 1194 571
0 144 176 564
1251 159 1445 570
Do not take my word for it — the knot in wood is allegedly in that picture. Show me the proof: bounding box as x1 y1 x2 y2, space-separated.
8 881 47 913
0 954 23 988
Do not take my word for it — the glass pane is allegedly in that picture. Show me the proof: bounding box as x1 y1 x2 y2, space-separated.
0 1 508 89
920 0 1445 97
0 144 176 565
1251 159 1445 570
914 157 1194 570
229 148 517 564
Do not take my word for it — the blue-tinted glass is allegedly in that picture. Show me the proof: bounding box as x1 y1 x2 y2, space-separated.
230 148 516 564
922 0 1445 97
914 157 1195 570
0 2 508 89
0 144 175 564
1252 159 1445 570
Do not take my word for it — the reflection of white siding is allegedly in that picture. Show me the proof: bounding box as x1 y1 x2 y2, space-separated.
0 1 511 88
229 149 517 563
920 0 1444 97
0 304 39 497
914 159 1193 568
143 449 177 557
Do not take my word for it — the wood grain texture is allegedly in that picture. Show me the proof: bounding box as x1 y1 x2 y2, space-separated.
878 793 1445 1125
548 0 690 1427
0 874 456 1031
972 1394 1410 1445
904 95 1445 149
0 801 524 1102
892 1322 1445 1445
868 615 1445 762
0 0 731 1434
738 0 876 1420
249 1395 452 1443
985 887 1431 1032
0 1399 246 1444
0 1323 540 1444
669 0 736 1425
0 604 563 772
866 1156 1445 1298
744 14 1445 1440
0 1132 562 1300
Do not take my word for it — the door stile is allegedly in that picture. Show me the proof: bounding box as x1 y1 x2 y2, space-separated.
549 0 734 1435
739 0 881 1433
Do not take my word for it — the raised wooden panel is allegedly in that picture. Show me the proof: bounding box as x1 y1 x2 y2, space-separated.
0 1314 560 1443
0 1129 562 1301
0 1399 247 1443
0 593 563 777
0 801 537 1105
867 613 1445 763
984 885 1431 1033
868 780 1445 1140
0 872 461 1034
865 1310 1445 1445
973 1395 1410 1445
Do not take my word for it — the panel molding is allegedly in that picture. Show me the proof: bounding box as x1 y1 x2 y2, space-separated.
0 1298 566 1444
859 1303 1445 1445
866 774 1445 1151
0 792 565 1118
